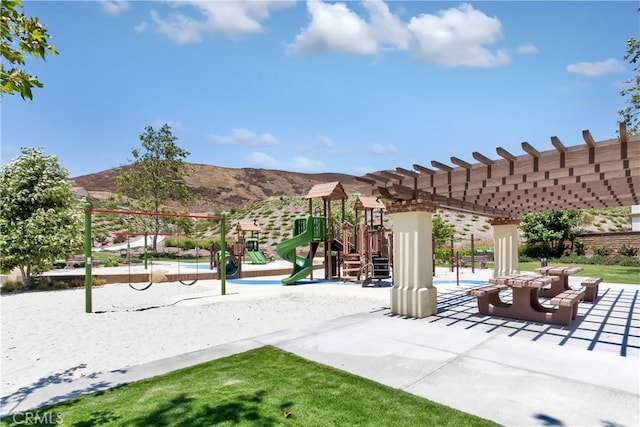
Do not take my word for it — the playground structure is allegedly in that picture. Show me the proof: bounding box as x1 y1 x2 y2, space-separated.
340 196 392 287
276 182 392 285
82 204 228 313
235 220 269 264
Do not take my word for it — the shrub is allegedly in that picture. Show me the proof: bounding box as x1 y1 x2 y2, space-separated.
619 244 638 258
92 277 108 286
520 244 545 260
1 280 21 293
593 247 612 257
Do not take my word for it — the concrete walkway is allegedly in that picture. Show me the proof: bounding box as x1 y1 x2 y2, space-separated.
2 278 638 426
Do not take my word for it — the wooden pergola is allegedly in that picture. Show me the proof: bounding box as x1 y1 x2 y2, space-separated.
358 123 639 217
356 123 639 319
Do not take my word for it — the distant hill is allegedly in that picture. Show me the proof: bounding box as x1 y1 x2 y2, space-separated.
71 163 369 213
71 163 632 248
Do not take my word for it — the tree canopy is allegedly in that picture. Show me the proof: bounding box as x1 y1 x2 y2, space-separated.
1 0 58 100
618 8 639 135
519 210 583 258
0 147 82 288
432 214 455 245
117 124 193 250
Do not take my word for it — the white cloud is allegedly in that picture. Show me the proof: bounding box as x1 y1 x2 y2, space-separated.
369 143 397 155
318 135 336 149
408 3 510 67
135 21 149 33
100 0 131 16
291 156 327 172
290 0 410 55
245 153 326 172
150 1 294 43
566 58 627 77
291 1 509 68
209 129 278 146
516 42 538 54
247 152 280 169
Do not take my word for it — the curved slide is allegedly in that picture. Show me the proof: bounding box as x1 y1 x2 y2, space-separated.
277 218 316 285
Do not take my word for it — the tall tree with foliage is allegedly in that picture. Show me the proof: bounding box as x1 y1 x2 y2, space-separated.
0 148 82 288
117 124 193 251
432 214 455 245
618 8 639 135
1 0 59 100
519 210 583 258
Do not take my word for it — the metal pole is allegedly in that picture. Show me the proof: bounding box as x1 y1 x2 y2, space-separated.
220 216 226 295
84 201 93 313
455 251 460 286
144 234 148 269
471 233 475 273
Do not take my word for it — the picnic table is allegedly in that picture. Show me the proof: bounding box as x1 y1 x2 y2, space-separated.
534 266 583 298
467 274 584 326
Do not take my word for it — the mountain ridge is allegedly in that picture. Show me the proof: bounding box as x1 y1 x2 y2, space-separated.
70 163 370 213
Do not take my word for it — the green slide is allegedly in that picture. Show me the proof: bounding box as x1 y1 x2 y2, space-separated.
277 215 324 285
247 250 268 264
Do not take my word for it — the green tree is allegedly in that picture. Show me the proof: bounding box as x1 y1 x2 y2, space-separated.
117 124 193 251
432 214 454 245
1 0 58 100
0 147 82 288
618 8 639 135
519 210 583 258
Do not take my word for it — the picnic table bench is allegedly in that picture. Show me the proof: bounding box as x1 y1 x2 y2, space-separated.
535 266 601 302
467 274 584 326
580 277 602 302
460 255 489 268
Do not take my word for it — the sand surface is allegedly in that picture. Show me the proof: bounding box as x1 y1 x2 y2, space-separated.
1 276 391 398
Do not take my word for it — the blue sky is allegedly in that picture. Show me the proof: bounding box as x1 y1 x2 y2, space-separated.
1 1 636 178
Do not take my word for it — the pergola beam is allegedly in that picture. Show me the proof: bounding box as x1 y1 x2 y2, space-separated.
380 124 638 217
619 122 628 144
395 167 420 178
473 152 494 165
450 156 472 169
583 130 596 148
379 170 405 181
496 147 516 162
413 163 436 174
551 136 566 153
521 142 540 158
431 160 453 172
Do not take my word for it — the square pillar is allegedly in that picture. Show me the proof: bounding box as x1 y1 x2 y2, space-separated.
490 218 521 278
388 199 438 318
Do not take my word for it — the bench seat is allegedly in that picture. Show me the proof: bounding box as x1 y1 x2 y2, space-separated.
580 277 602 302
467 284 507 297
461 256 489 268
549 289 584 322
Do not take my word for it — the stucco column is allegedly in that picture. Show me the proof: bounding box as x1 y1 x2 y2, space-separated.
490 218 520 277
631 205 640 232
388 199 438 318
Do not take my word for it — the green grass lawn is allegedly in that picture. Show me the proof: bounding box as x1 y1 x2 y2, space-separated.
437 261 639 285
2 346 498 427
518 262 640 285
